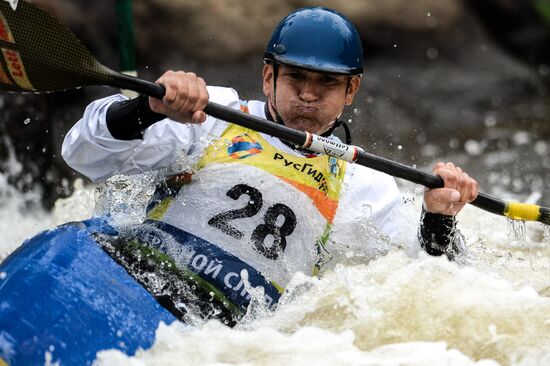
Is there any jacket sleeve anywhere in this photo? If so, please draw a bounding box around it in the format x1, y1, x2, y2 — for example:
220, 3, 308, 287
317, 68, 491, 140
61, 86, 240, 182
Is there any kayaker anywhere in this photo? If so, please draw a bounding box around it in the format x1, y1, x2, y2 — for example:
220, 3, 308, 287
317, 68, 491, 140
61, 7, 478, 325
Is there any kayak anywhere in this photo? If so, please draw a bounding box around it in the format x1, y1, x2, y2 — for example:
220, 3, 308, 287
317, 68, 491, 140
0, 215, 283, 366
0, 217, 177, 366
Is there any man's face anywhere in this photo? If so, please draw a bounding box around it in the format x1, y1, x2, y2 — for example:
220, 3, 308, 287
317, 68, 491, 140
262, 64, 361, 135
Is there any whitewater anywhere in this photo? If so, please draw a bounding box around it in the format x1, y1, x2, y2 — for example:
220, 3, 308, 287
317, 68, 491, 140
1, 160, 549, 366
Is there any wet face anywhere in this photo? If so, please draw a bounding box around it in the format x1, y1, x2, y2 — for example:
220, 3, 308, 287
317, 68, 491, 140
262, 64, 361, 135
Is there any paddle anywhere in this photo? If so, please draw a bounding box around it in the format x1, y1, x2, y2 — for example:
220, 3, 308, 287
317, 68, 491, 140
0, 1, 548, 225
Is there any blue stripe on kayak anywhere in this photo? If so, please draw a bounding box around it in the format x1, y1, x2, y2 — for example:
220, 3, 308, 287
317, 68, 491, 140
142, 219, 281, 311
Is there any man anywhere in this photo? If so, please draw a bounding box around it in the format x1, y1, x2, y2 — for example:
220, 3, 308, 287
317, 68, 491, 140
62, 7, 478, 325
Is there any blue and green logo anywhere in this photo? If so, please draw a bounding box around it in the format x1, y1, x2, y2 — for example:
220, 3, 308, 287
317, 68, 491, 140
227, 134, 263, 159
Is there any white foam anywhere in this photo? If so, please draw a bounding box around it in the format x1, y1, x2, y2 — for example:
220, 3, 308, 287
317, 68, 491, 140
2, 169, 550, 366
95, 321, 499, 366
93, 248, 550, 366
0, 173, 51, 259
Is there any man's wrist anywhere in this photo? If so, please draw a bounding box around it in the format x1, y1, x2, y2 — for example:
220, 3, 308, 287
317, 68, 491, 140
418, 206, 458, 256
106, 94, 165, 140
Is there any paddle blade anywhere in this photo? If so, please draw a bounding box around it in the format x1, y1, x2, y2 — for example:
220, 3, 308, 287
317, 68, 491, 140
0, 1, 113, 93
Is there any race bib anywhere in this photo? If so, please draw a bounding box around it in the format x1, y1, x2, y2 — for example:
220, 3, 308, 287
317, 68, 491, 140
149, 123, 347, 288
160, 164, 325, 286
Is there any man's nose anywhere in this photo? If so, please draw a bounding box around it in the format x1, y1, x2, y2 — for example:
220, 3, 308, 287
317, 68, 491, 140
298, 80, 320, 102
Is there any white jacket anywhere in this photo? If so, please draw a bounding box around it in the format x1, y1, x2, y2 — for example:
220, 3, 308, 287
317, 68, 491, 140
62, 86, 402, 262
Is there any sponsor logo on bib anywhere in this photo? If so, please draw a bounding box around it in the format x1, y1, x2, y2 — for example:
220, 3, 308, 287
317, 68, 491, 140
228, 134, 263, 159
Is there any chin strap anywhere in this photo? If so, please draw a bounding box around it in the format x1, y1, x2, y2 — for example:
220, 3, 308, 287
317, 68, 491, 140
321, 119, 352, 145
268, 62, 288, 127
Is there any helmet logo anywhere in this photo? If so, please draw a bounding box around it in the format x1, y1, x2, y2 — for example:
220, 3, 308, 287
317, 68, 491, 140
274, 44, 286, 55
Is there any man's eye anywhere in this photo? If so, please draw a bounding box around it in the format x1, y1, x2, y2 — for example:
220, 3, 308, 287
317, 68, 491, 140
288, 72, 302, 79
321, 76, 339, 84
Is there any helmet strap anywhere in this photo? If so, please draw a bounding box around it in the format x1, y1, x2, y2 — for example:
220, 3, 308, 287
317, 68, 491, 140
268, 62, 287, 127
345, 77, 352, 96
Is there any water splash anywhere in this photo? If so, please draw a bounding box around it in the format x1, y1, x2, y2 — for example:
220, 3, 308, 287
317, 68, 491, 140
3, 0, 18, 11
0, 172, 51, 260
93, 173, 159, 226
95, 321, 501, 366
52, 178, 95, 225
90, 182, 550, 366
96, 250, 550, 366
3, 156, 550, 366
508, 218, 527, 243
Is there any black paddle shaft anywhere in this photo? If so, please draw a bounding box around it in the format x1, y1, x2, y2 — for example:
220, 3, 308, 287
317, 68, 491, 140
113, 75, 507, 216
0, 0, 515, 221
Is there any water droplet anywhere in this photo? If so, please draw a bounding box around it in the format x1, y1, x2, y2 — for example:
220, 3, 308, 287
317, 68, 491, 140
426, 47, 438, 60
484, 115, 497, 127
512, 131, 530, 145
464, 140, 482, 156
509, 219, 526, 242
23, 118, 31, 125
0, 272, 6, 280
397, 145, 403, 150
416, 133, 427, 144
534, 141, 548, 155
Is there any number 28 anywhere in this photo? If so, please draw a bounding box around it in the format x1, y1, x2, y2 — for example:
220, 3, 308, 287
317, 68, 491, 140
208, 184, 296, 260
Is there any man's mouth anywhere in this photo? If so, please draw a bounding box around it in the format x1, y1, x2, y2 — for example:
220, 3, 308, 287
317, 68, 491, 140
295, 105, 317, 114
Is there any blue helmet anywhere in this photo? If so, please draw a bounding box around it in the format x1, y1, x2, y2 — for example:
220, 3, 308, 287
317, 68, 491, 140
264, 7, 363, 75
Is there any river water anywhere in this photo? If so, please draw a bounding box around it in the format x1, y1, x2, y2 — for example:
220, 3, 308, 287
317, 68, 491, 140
0, 2, 549, 363
1, 153, 549, 365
